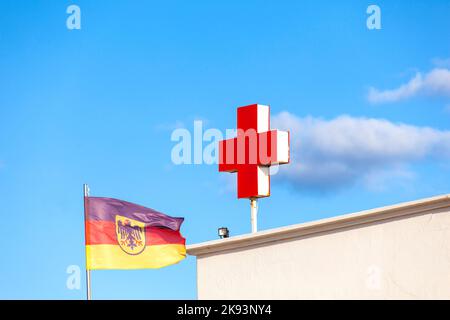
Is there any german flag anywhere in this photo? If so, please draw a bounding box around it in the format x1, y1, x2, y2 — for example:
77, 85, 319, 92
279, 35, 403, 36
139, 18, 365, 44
85, 197, 186, 270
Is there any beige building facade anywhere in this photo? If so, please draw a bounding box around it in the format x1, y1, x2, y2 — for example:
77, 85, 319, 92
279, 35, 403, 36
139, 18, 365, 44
187, 194, 450, 299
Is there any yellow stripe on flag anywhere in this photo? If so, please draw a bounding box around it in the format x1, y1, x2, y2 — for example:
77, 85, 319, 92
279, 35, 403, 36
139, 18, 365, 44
86, 244, 186, 270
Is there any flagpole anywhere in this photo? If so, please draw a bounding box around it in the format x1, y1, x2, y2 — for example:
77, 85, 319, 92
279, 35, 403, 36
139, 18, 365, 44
250, 198, 257, 233
83, 183, 92, 300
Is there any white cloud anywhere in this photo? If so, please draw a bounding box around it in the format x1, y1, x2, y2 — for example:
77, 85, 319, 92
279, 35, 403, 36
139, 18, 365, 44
368, 68, 450, 103
362, 167, 415, 193
272, 112, 450, 192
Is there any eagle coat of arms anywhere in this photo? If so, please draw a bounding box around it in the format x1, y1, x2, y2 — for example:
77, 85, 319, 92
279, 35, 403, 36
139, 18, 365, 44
115, 215, 146, 255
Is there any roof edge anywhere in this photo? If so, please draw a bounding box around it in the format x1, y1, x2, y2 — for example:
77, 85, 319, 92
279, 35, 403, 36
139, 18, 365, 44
187, 193, 450, 256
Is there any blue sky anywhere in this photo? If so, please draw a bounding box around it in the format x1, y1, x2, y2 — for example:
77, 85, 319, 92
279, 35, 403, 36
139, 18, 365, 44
0, 0, 449, 299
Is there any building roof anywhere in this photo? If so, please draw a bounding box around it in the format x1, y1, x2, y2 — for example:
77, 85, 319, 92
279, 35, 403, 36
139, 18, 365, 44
187, 193, 450, 256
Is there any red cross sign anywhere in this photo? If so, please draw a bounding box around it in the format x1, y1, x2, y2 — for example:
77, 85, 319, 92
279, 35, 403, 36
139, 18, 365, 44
219, 104, 290, 199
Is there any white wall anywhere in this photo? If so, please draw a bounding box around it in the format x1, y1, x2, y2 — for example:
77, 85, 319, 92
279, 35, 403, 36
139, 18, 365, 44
196, 208, 450, 299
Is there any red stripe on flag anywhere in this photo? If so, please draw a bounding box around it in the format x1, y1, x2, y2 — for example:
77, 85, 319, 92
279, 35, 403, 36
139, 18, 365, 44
85, 220, 185, 246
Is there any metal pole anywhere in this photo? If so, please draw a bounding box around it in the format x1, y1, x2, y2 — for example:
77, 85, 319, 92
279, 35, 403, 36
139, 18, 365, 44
250, 198, 258, 233
83, 184, 92, 300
